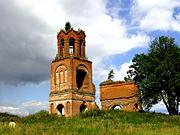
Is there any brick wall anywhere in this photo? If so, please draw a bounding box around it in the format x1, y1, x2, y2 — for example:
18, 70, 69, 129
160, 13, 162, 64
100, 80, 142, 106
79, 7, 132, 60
100, 80, 142, 111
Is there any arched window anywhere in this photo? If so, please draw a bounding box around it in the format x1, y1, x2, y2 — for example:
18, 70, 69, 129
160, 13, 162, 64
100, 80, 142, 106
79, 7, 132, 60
66, 101, 70, 114
61, 39, 64, 57
64, 70, 67, 82
56, 65, 67, 89
57, 104, 65, 116
69, 38, 75, 54
60, 71, 63, 83
56, 72, 59, 86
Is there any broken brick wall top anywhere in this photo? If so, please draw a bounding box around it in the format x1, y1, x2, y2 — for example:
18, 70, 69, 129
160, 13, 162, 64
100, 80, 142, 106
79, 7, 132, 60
100, 81, 138, 101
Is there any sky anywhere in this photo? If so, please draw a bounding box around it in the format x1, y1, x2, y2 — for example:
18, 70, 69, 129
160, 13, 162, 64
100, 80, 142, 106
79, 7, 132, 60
0, 0, 180, 116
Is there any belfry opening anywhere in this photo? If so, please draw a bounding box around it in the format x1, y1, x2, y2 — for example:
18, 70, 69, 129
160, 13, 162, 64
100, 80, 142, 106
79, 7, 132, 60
69, 37, 75, 54
60, 39, 64, 57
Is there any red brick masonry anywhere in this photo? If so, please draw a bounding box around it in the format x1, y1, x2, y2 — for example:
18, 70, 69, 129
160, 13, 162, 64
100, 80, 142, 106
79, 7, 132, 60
100, 80, 142, 111
49, 28, 98, 117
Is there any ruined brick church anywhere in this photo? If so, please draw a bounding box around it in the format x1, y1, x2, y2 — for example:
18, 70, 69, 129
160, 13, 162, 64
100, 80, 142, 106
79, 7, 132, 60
49, 24, 141, 117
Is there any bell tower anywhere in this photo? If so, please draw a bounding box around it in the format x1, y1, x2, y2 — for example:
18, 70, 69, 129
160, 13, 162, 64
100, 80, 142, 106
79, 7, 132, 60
49, 23, 97, 117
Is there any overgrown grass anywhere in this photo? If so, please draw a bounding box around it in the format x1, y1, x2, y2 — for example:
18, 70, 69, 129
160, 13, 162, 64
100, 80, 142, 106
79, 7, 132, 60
0, 110, 179, 135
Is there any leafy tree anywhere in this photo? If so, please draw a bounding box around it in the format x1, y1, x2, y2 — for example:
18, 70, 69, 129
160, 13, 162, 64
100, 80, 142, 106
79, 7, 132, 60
124, 76, 133, 82
65, 22, 71, 31
54, 54, 58, 61
127, 36, 180, 115
108, 69, 115, 80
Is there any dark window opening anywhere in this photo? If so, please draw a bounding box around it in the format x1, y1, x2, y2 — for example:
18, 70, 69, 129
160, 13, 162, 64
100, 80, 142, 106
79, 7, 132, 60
69, 38, 75, 54
134, 99, 138, 109
80, 104, 87, 112
76, 69, 87, 89
61, 39, 64, 56
57, 104, 64, 115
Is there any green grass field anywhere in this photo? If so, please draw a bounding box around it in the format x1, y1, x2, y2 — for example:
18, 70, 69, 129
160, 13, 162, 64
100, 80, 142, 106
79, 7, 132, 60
0, 110, 179, 135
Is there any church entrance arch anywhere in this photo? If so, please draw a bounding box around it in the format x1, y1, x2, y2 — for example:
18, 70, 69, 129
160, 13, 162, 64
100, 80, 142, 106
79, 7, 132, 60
80, 104, 87, 112
57, 104, 65, 115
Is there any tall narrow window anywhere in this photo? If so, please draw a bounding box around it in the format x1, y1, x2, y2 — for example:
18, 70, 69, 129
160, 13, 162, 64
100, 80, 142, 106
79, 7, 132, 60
50, 103, 54, 114
79, 39, 83, 56
69, 38, 75, 54
64, 70, 67, 82
61, 39, 64, 57
56, 72, 59, 85
60, 71, 63, 83
66, 101, 70, 114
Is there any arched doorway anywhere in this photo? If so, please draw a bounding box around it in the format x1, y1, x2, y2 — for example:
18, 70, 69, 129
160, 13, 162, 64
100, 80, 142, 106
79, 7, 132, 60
112, 105, 121, 110
57, 104, 65, 115
80, 104, 87, 112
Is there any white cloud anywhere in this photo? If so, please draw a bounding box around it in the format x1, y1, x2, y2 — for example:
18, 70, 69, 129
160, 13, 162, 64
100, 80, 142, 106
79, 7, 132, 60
0, 106, 19, 111
22, 100, 47, 108
150, 101, 168, 114
113, 61, 132, 81
0, 101, 48, 116
9, 0, 150, 84
21, 100, 48, 115
131, 0, 180, 32
175, 13, 180, 21
0, 106, 29, 116
93, 61, 132, 83
106, 0, 123, 19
